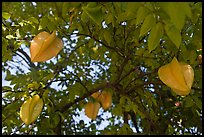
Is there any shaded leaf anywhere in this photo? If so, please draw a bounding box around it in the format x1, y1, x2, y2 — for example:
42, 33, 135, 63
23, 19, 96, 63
103, 30, 112, 44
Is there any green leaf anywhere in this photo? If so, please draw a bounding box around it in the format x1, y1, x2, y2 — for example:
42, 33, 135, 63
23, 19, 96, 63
5, 70, 14, 81
50, 114, 60, 128
4, 101, 22, 112
181, 2, 192, 20
105, 13, 114, 25
183, 96, 194, 108
39, 16, 49, 30
56, 111, 65, 121
2, 12, 11, 20
135, 6, 150, 26
2, 86, 12, 92
165, 3, 186, 31
81, 10, 88, 23
148, 22, 164, 52
164, 22, 181, 48
112, 105, 123, 116
82, 3, 103, 26
2, 37, 12, 62
139, 13, 156, 37
127, 2, 142, 13
135, 48, 145, 56
28, 17, 39, 24
103, 30, 112, 44
191, 95, 202, 110
6, 35, 15, 39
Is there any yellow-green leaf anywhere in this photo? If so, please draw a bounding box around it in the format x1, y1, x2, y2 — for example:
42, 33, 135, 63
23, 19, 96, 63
164, 23, 181, 48
148, 22, 164, 52
181, 2, 192, 20
139, 13, 156, 37
2, 12, 11, 20
135, 6, 150, 26
82, 3, 103, 26
165, 2, 186, 31
103, 30, 112, 44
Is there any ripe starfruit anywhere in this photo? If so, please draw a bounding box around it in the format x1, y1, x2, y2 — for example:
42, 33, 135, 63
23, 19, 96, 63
30, 30, 63, 62
91, 91, 112, 110
20, 94, 43, 125
100, 91, 112, 110
91, 91, 103, 102
85, 102, 100, 120
158, 57, 194, 96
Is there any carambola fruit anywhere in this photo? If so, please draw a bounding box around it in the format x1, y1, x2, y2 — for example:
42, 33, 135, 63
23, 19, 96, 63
91, 91, 112, 110
158, 57, 194, 96
85, 102, 100, 120
20, 94, 43, 125
30, 30, 63, 62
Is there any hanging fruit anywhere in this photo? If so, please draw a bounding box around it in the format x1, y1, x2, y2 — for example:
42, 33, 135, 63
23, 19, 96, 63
30, 30, 63, 62
20, 94, 43, 125
100, 91, 112, 110
91, 91, 103, 102
91, 91, 112, 110
85, 102, 100, 120
158, 57, 194, 96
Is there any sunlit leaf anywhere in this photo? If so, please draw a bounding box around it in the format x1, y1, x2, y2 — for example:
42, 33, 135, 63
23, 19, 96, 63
135, 6, 150, 26
2, 12, 11, 20
162, 2, 186, 31
82, 3, 103, 26
139, 13, 156, 37
148, 22, 164, 52
164, 22, 181, 48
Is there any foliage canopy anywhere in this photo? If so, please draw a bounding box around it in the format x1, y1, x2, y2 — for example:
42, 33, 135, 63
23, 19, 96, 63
2, 2, 202, 135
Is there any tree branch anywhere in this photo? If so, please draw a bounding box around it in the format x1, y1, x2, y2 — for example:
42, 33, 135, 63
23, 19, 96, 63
126, 81, 163, 94
16, 48, 36, 69
129, 111, 140, 133
57, 82, 112, 113
123, 111, 128, 124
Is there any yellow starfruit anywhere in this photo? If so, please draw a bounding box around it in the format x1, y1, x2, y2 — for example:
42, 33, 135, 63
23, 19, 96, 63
91, 91, 102, 101
158, 57, 194, 96
85, 102, 100, 120
30, 30, 63, 62
20, 94, 43, 125
91, 91, 112, 110
100, 91, 112, 110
